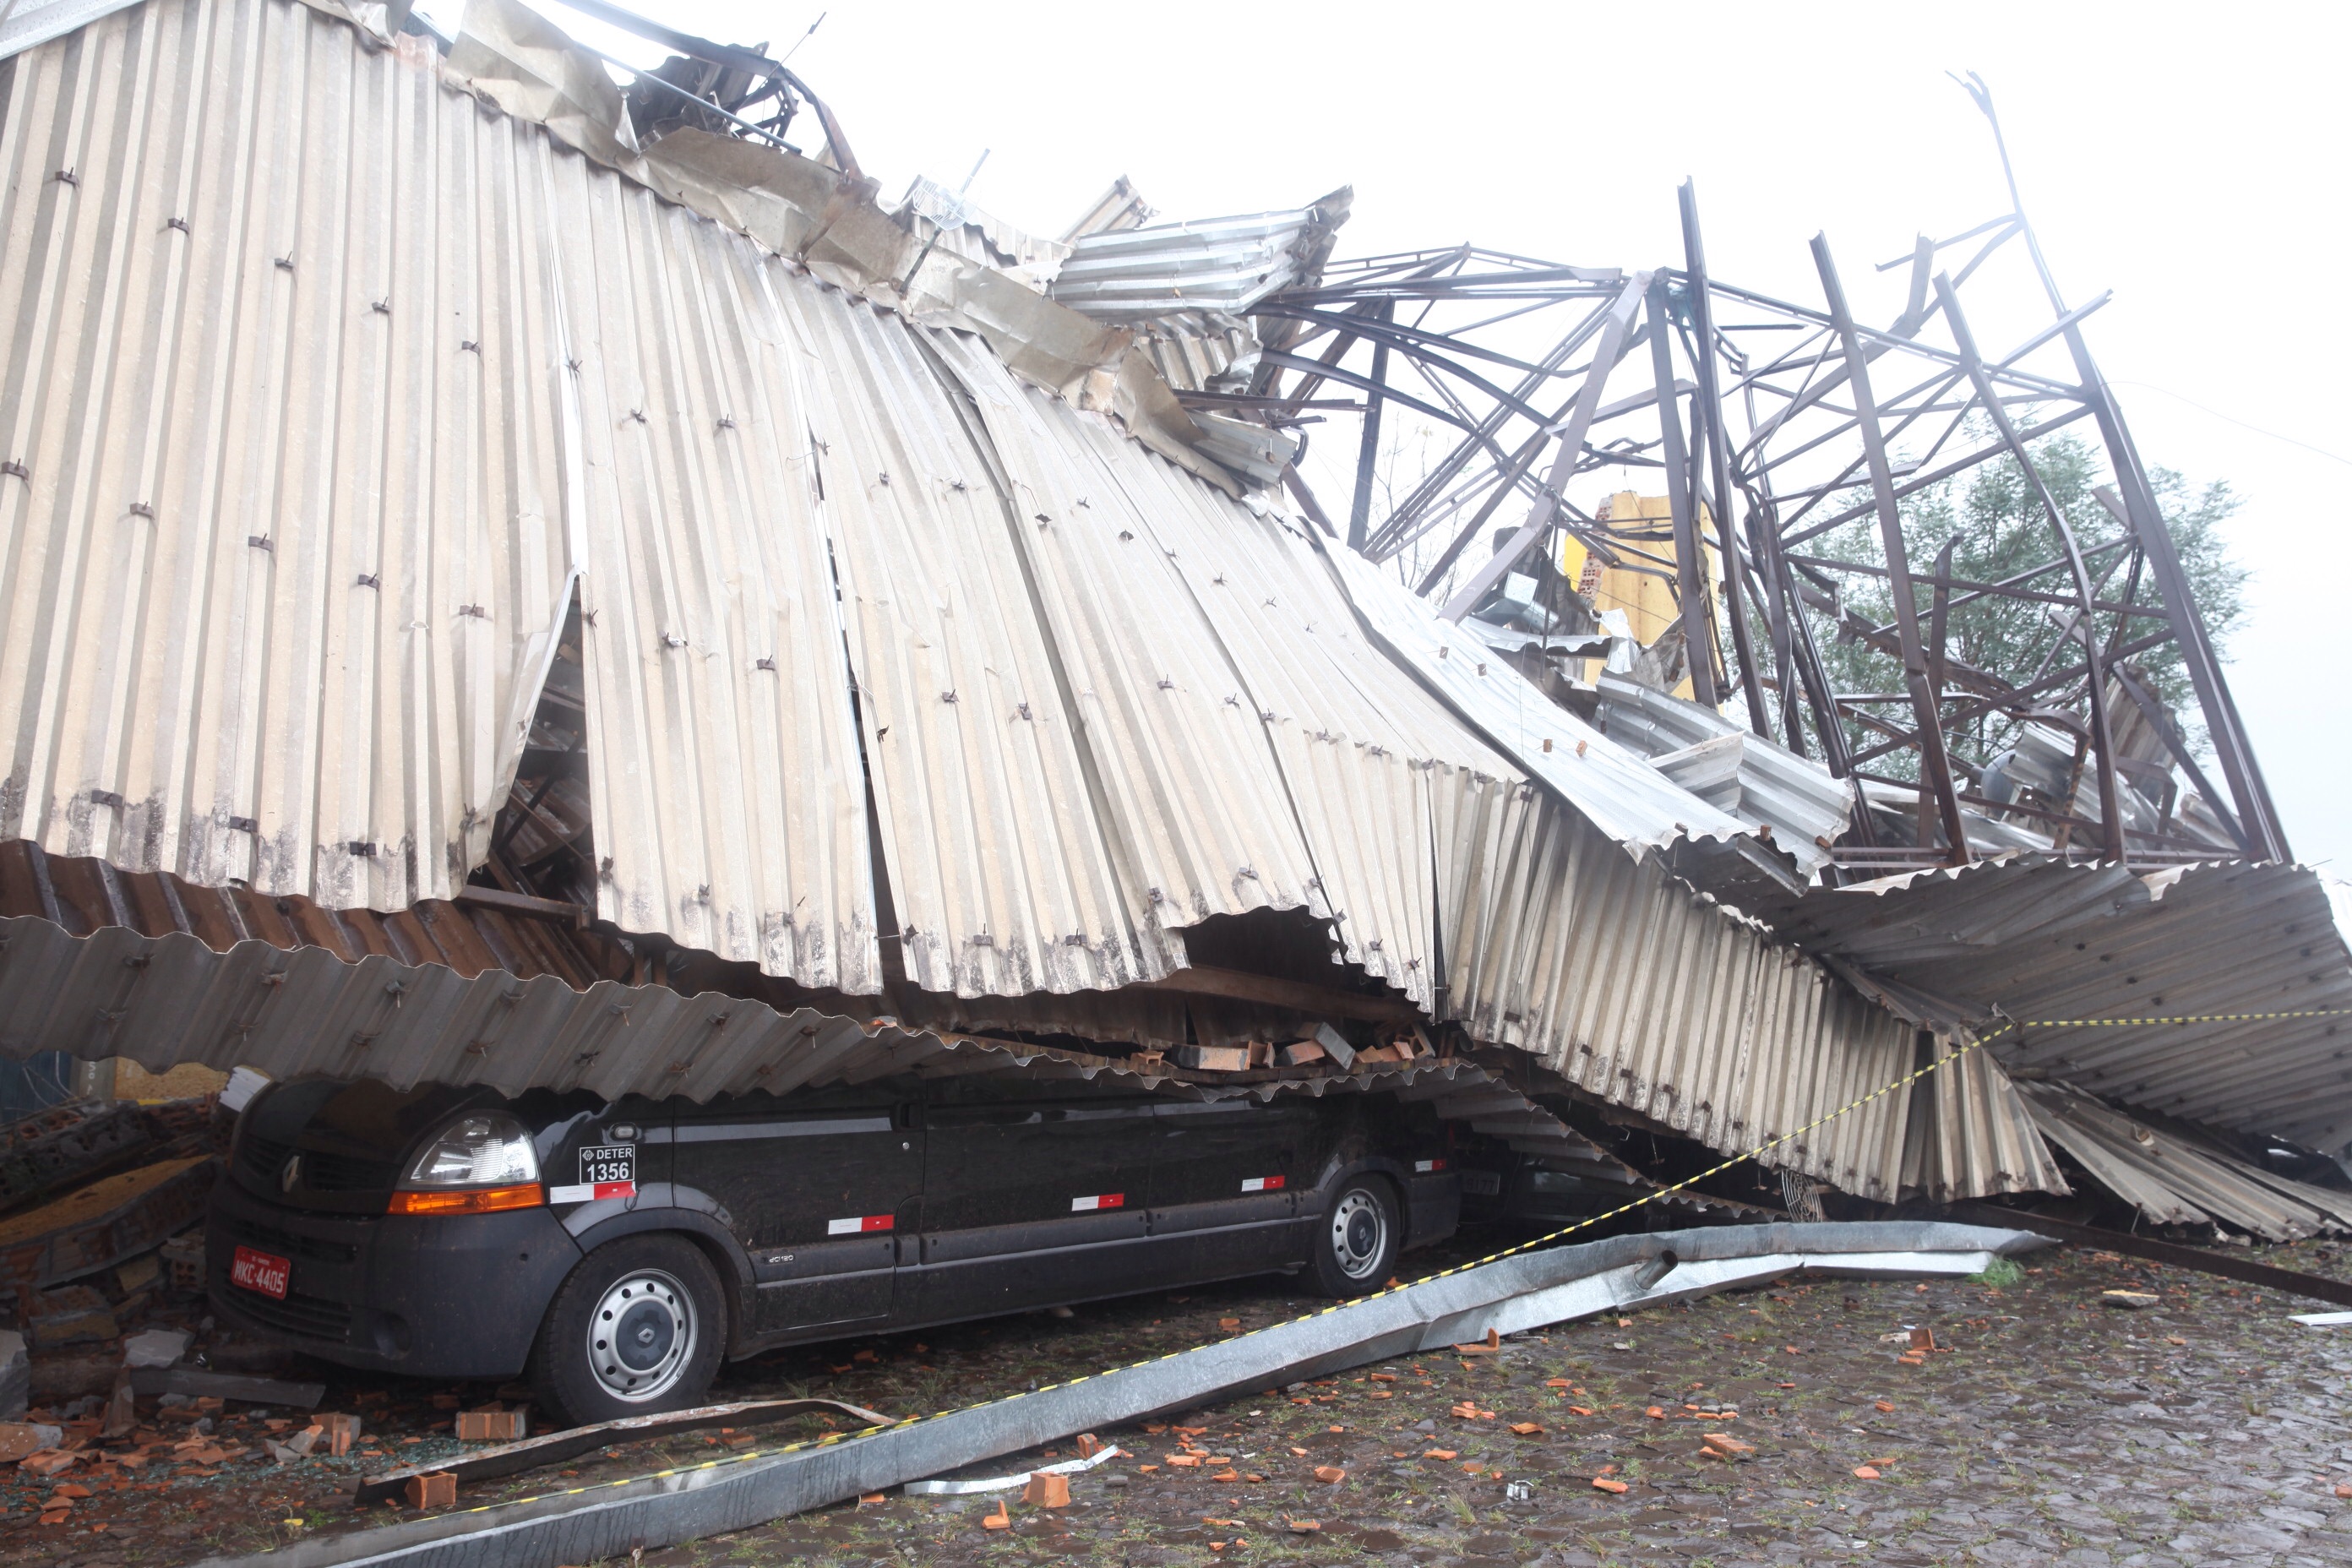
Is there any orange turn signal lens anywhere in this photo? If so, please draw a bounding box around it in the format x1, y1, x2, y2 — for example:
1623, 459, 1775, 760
387, 1184, 545, 1217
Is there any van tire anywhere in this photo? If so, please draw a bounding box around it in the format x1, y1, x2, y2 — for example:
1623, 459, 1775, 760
530, 1234, 726, 1427
1308, 1177, 1399, 1298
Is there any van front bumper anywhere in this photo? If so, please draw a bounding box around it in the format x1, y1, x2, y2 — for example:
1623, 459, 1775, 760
206, 1179, 581, 1379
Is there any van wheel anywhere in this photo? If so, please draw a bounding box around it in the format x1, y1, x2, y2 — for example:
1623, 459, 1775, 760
1309, 1178, 1399, 1297
530, 1235, 725, 1427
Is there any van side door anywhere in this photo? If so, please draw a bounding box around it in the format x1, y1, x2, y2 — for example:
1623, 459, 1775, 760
667, 1083, 921, 1337
903, 1080, 1160, 1322
1147, 1097, 1317, 1276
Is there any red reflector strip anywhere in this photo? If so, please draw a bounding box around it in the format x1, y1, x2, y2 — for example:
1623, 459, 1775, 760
547, 1179, 637, 1205
1070, 1193, 1124, 1211
1239, 1175, 1286, 1192
1414, 1158, 1448, 1173
826, 1214, 896, 1235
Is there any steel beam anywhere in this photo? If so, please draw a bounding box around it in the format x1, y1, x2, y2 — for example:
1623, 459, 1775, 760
1933, 273, 2124, 860
1435, 274, 1648, 619
1810, 237, 1970, 863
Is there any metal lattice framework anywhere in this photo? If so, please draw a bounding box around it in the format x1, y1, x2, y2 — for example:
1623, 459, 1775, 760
1239, 83, 2285, 874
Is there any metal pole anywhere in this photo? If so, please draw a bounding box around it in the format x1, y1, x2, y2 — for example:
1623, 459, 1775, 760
1932, 273, 2126, 861
1647, 275, 1721, 708
1811, 236, 1971, 863
1680, 182, 1771, 736
1347, 304, 1392, 553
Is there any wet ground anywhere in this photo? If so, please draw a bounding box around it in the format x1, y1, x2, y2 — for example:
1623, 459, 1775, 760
8, 1227, 2352, 1566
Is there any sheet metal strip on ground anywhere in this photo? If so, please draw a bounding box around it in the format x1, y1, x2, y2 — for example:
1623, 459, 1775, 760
192, 1220, 2041, 1568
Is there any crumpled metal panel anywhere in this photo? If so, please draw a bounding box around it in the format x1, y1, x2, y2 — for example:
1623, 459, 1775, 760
1047, 195, 1351, 320
1594, 674, 1849, 878
1435, 777, 1922, 1199
1051, 416, 1512, 1011
776, 284, 1172, 998
2017, 1080, 2351, 1239
1326, 548, 1760, 862
1750, 856, 2352, 1154
536, 150, 878, 994
1900, 1037, 2070, 1201
0, 0, 573, 912
926, 333, 1322, 935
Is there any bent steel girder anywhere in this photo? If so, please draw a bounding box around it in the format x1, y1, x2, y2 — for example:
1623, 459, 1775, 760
1242, 142, 2280, 874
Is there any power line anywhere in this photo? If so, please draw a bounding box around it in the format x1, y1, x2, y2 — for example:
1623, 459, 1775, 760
2108, 380, 2352, 471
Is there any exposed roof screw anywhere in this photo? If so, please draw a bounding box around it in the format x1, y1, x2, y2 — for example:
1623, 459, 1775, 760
123, 952, 150, 968
347, 841, 378, 857
1118, 530, 1134, 542
248, 534, 273, 552
1064, 933, 1087, 946
275, 257, 294, 271
0, 461, 25, 481
1259, 710, 1275, 722
1016, 701, 1032, 720
716, 416, 736, 431
88, 788, 124, 808
940, 690, 958, 703
1237, 866, 1258, 880
708, 1012, 731, 1027
372, 299, 390, 314
457, 603, 487, 618
948, 478, 968, 491
355, 573, 379, 589
662, 632, 687, 648
1223, 694, 1239, 706
128, 502, 153, 519
564, 357, 581, 373
1212, 574, 1226, 585
460, 340, 480, 353
755, 656, 776, 672
1157, 678, 1174, 690
259, 972, 286, 988
54, 169, 77, 186
166, 216, 188, 233
874, 469, 887, 484
1034, 514, 1051, 527
1074, 496, 1090, 508
228, 816, 257, 833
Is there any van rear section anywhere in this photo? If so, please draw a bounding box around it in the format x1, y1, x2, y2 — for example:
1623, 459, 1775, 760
209, 1074, 1457, 1423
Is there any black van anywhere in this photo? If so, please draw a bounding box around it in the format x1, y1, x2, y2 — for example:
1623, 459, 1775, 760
207, 1075, 1459, 1424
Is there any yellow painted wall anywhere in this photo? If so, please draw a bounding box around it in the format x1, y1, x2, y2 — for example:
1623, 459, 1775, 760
1558, 491, 1722, 700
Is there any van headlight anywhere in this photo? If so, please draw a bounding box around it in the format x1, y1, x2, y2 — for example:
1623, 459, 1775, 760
389, 1113, 543, 1215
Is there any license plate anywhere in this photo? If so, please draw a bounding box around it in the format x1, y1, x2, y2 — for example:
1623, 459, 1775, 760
231, 1244, 291, 1300
549, 1145, 637, 1205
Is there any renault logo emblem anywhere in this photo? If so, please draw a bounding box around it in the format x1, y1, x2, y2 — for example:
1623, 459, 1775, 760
280, 1154, 302, 1194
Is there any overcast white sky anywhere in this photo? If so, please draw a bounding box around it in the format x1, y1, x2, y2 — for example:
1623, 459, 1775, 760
482, 0, 2350, 870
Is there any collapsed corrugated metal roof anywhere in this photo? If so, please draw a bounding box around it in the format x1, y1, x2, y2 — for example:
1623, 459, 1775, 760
0, 0, 2212, 1218
1750, 856, 2352, 1155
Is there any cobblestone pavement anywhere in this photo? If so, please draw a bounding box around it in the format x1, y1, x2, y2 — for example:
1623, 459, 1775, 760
8, 1231, 2352, 1565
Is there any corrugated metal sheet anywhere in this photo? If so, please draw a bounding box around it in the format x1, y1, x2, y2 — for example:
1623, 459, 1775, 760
1901, 1037, 2070, 1201
0, 0, 144, 59
1047, 193, 1351, 320
779, 283, 1172, 998
1435, 781, 1922, 1198
2018, 1080, 2352, 1240
1594, 674, 1848, 878
1751, 856, 2352, 1154
1326, 547, 1758, 859
538, 145, 878, 993
0, 0, 575, 914
0, 840, 1539, 1111
927, 332, 1323, 934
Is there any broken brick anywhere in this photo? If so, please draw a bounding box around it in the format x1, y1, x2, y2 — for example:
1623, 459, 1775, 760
1508, 1423, 1544, 1436
982, 1504, 1010, 1531
1854, 1465, 1881, 1480
1592, 1477, 1629, 1494
1022, 1472, 1070, 1508
1312, 1465, 1347, 1484
1074, 1433, 1102, 1458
